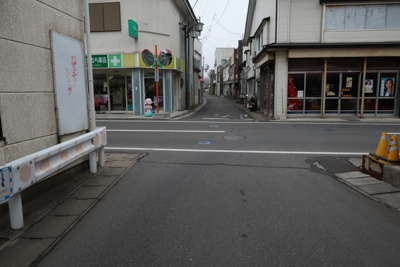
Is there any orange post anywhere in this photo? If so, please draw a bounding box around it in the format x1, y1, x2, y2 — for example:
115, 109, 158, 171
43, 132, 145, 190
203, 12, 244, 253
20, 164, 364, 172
155, 45, 159, 113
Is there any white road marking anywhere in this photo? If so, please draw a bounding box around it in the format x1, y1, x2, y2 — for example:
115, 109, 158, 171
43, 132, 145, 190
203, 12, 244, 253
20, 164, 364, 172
387, 133, 400, 135
106, 130, 225, 133
96, 120, 399, 126
105, 147, 367, 155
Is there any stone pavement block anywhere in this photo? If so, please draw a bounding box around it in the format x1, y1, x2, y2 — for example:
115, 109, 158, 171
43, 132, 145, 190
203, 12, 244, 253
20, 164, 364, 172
21, 216, 77, 238
49, 199, 95, 216
86, 175, 119, 186
69, 185, 108, 199
100, 167, 126, 176
108, 161, 133, 168
374, 192, 400, 209
335, 171, 370, 179
357, 183, 400, 195
0, 238, 55, 266
348, 158, 363, 168
346, 177, 383, 186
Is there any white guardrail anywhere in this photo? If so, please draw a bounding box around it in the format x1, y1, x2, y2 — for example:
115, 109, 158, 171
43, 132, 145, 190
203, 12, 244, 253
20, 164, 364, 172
0, 127, 107, 229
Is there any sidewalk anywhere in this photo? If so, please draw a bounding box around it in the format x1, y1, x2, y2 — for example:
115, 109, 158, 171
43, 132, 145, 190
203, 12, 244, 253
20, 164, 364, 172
0, 153, 146, 266
232, 100, 400, 124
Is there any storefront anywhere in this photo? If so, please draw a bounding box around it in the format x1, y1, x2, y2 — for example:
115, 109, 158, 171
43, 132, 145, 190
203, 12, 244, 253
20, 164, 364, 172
287, 57, 400, 117
89, 53, 185, 115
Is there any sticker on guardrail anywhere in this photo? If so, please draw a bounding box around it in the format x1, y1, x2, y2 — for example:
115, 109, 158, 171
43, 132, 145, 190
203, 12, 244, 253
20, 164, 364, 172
0, 167, 12, 203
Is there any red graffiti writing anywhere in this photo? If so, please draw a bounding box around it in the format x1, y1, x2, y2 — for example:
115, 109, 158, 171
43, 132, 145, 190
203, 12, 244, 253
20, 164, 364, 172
66, 56, 78, 96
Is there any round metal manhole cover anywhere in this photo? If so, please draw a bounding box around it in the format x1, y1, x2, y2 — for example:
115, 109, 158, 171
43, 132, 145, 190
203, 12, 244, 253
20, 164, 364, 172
223, 136, 245, 140
198, 141, 211, 145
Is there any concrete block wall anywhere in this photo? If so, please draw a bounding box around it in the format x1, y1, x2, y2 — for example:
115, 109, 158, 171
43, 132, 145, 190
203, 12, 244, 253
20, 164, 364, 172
0, 0, 86, 165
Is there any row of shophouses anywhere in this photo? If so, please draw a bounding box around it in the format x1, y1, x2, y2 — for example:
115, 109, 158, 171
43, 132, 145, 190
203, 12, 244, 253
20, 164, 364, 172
0, 0, 203, 167
210, 0, 400, 120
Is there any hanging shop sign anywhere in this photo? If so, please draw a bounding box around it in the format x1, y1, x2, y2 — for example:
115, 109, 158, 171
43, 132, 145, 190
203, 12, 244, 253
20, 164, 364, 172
128, 20, 138, 39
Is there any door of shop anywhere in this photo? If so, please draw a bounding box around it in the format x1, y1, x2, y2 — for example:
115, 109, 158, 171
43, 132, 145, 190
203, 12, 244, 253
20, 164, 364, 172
325, 72, 360, 115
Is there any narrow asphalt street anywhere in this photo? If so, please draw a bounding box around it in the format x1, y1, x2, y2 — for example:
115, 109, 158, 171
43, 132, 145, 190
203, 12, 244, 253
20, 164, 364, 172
5, 94, 400, 266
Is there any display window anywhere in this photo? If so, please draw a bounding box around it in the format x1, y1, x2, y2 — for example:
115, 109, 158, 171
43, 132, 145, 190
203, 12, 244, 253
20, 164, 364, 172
288, 72, 323, 114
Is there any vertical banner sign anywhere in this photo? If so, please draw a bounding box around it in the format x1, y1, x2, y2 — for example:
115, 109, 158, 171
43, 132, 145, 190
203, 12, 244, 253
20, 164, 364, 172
51, 31, 89, 135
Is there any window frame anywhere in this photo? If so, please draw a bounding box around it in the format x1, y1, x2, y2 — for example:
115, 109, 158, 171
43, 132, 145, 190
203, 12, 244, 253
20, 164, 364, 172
89, 2, 121, 32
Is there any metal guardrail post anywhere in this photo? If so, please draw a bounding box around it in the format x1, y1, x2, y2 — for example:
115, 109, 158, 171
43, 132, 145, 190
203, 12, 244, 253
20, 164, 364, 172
8, 193, 24, 229
99, 147, 105, 167
89, 151, 97, 173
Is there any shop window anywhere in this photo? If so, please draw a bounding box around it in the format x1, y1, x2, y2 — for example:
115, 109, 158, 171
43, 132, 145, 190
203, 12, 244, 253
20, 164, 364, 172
378, 99, 395, 112
341, 99, 358, 111
89, 2, 121, 32
362, 73, 378, 97
305, 99, 321, 113
360, 99, 376, 112
325, 99, 339, 111
94, 74, 108, 112
306, 73, 322, 97
326, 73, 340, 97
288, 74, 304, 97
379, 73, 396, 97
341, 73, 359, 98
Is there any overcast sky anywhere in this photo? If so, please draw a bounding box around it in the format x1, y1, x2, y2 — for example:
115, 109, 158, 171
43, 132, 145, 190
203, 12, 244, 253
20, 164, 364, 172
188, 0, 249, 77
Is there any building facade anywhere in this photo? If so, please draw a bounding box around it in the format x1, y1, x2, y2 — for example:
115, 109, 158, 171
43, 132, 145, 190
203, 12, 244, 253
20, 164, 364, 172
0, 0, 89, 166
88, 0, 201, 115
244, 0, 400, 119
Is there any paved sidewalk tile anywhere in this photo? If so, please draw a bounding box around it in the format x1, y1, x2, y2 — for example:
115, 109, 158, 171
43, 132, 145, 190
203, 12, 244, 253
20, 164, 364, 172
100, 167, 126, 176
357, 183, 400, 195
0, 238, 55, 266
69, 185, 108, 199
374, 192, 400, 209
21, 216, 77, 238
335, 171, 370, 180
346, 177, 383, 186
49, 199, 95, 216
86, 175, 119, 186
108, 161, 133, 168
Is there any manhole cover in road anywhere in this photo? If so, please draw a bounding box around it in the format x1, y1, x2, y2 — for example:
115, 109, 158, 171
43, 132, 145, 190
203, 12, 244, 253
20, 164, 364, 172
223, 136, 245, 140
317, 159, 360, 173
198, 141, 211, 145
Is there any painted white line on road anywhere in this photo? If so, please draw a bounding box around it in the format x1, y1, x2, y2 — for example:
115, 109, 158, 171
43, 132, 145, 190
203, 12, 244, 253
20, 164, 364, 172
106, 130, 225, 133
97, 120, 399, 126
105, 147, 367, 155
387, 133, 400, 135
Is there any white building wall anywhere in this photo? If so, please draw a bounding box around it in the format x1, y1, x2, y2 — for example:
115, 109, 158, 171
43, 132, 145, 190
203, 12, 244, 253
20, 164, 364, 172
289, 0, 322, 42
89, 0, 184, 59
251, 0, 276, 44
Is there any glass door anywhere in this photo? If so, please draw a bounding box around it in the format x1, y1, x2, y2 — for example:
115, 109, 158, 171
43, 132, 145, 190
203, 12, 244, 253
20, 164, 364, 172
340, 72, 360, 114
109, 75, 126, 111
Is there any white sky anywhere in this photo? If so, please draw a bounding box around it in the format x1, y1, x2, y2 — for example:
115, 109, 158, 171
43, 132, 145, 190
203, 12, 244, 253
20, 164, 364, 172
188, 0, 249, 77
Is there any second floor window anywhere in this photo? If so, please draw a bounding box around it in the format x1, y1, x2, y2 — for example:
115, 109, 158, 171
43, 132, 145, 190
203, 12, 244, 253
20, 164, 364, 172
89, 2, 121, 32
257, 30, 263, 51
325, 4, 400, 31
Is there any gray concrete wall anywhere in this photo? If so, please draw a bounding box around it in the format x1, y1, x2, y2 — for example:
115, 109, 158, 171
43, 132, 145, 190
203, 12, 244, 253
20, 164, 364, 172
0, 0, 86, 165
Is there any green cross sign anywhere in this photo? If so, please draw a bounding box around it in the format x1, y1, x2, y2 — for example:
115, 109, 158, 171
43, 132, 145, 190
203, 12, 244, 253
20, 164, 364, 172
108, 54, 122, 67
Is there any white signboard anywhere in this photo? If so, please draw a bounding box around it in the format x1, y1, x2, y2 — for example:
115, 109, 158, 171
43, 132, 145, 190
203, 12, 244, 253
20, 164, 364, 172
51, 31, 89, 135
0, 167, 12, 203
